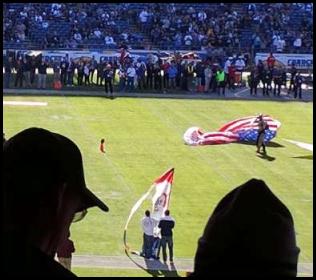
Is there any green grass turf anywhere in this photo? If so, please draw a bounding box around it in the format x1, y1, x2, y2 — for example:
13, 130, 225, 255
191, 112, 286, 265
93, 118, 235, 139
3, 96, 313, 275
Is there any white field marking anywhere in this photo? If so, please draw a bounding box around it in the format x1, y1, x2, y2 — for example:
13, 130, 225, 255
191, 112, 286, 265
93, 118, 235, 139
3, 101, 48, 106
283, 139, 313, 152
233, 88, 249, 97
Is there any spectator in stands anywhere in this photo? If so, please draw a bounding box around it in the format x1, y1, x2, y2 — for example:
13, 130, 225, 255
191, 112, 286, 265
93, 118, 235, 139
139, 8, 149, 30
3, 127, 109, 276
73, 31, 82, 43
252, 33, 262, 55
37, 58, 48, 89
15, 20, 26, 42
293, 34, 302, 53
276, 36, 286, 53
4, 56, 13, 88
184, 32, 193, 48
104, 35, 116, 48
190, 178, 300, 277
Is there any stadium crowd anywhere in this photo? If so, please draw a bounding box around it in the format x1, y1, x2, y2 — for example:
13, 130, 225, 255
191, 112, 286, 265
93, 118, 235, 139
3, 3, 313, 54
3, 49, 306, 99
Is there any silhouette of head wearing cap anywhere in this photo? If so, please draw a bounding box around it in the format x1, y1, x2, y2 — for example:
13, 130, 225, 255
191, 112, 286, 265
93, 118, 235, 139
3, 127, 109, 213
3, 127, 109, 263
192, 179, 300, 277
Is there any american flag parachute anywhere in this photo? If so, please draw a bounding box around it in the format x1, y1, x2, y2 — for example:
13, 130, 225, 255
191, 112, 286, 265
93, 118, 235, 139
183, 115, 281, 146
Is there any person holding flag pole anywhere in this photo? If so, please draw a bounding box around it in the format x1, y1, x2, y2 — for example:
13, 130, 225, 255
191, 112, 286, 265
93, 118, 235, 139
123, 168, 175, 262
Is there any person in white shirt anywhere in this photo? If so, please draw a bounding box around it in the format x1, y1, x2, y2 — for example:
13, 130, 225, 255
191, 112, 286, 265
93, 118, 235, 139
139, 9, 149, 23
126, 64, 136, 91
293, 35, 302, 53
105, 35, 116, 48
184, 33, 193, 46
235, 56, 245, 87
141, 210, 154, 259
276, 38, 285, 53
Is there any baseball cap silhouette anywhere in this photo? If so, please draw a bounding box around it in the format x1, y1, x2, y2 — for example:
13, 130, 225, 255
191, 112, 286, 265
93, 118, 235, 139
192, 178, 300, 276
3, 127, 109, 213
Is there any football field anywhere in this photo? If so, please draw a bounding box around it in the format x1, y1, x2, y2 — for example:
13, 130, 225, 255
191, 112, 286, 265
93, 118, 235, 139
3, 95, 313, 276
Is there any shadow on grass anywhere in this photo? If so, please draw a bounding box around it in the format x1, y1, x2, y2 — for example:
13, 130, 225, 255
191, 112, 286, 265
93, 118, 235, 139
144, 259, 181, 277
292, 155, 313, 160
256, 152, 276, 161
238, 141, 285, 148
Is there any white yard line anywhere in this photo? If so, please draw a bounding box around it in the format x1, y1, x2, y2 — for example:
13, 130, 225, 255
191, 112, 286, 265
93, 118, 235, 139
3, 101, 48, 106
283, 139, 313, 152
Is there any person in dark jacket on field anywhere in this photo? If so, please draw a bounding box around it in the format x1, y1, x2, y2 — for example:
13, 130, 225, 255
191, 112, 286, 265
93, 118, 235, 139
14, 58, 24, 88
4, 56, 13, 88
288, 63, 297, 95
294, 72, 303, 99
248, 66, 259, 96
37, 59, 48, 89
189, 178, 300, 277
23, 57, 31, 87
67, 58, 75, 86
60, 58, 68, 86
30, 55, 37, 86
104, 64, 114, 99
272, 67, 282, 97
158, 210, 175, 264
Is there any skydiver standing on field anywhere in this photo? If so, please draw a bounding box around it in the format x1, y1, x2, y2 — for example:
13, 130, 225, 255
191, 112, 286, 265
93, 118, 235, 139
255, 114, 269, 154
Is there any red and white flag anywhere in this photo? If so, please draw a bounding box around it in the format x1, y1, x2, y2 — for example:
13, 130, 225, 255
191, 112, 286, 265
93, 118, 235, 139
124, 168, 174, 230
151, 168, 174, 222
123, 168, 174, 253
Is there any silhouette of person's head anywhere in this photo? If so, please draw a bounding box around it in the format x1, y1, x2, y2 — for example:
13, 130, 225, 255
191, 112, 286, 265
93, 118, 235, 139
145, 210, 150, 217
191, 178, 300, 277
3, 127, 109, 276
